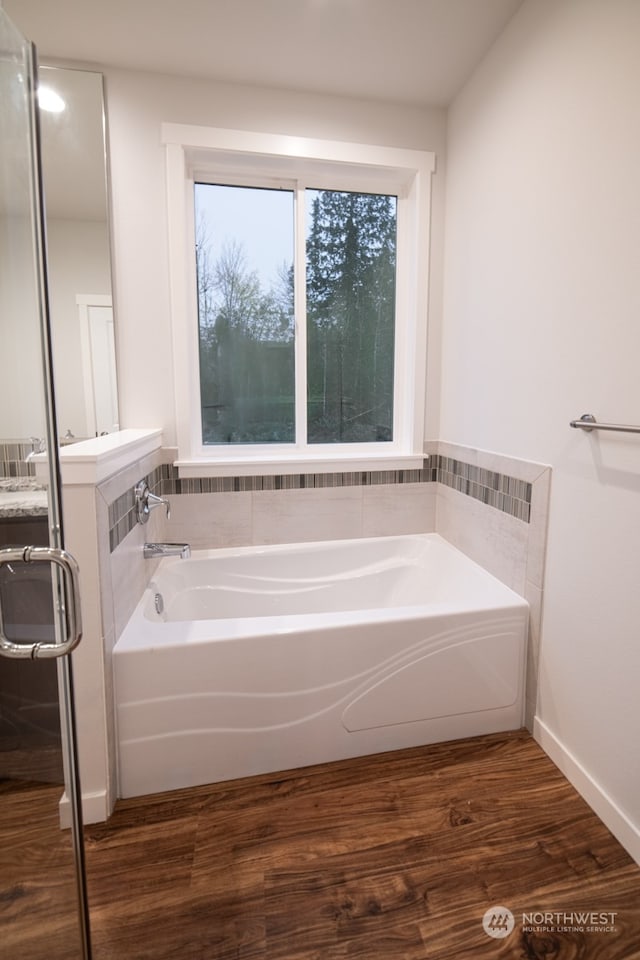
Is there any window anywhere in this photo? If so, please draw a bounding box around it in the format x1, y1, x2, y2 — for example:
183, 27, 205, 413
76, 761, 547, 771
195, 182, 397, 447
195, 183, 296, 445
163, 124, 434, 476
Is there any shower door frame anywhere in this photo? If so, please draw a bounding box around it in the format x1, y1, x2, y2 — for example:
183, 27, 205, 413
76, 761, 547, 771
0, 14, 93, 958
27, 39, 93, 957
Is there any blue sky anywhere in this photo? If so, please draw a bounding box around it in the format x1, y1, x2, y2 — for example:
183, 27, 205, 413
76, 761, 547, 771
194, 182, 294, 291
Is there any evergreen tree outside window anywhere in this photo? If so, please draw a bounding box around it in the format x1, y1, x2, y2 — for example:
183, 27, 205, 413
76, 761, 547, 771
195, 184, 397, 447
306, 189, 396, 444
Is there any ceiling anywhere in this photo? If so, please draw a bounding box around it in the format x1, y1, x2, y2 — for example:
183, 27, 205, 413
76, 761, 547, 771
6, 0, 524, 108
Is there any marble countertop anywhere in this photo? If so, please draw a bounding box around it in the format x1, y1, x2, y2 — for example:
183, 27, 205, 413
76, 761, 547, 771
0, 479, 49, 518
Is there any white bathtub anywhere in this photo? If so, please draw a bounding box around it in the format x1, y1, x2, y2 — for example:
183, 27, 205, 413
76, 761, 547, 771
113, 533, 528, 798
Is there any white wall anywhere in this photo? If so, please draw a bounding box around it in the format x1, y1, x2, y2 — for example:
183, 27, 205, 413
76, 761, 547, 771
442, 0, 640, 857
47, 218, 112, 438
0, 217, 111, 441
0, 217, 46, 438
102, 68, 447, 445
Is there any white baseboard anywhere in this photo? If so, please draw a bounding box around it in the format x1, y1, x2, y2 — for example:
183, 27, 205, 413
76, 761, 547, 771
534, 716, 640, 867
58, 789, 110, 828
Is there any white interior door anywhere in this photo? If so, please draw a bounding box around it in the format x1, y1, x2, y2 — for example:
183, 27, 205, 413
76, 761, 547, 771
78, 294, 118, 436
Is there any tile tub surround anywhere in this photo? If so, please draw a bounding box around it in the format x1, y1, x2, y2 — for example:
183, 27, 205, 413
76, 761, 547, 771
108, 463, 434, 551
427, 440, 550, 591
0, 440, 39, 479
428, 440, 551, 731
107, 455, 536, 552
437, 455, 531, 522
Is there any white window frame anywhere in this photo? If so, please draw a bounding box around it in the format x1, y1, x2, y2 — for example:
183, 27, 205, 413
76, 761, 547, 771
162, 122, 434, 477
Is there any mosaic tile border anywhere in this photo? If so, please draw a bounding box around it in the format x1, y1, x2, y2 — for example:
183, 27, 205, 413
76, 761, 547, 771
107, 484, 138, 551
438, 456, 532, 523
156, 464, 434, 494
0, 440, 38, 479
107, 456, 532, 552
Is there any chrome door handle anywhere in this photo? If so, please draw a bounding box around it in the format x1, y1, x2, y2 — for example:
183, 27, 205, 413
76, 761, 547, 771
0, 546, 83, 659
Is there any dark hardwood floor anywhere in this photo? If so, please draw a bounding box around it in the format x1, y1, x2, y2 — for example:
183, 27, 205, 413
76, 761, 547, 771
3, 730, 640, 958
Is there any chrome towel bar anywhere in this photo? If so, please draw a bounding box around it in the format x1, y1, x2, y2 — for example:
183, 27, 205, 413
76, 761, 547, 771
570, 413, 640, 435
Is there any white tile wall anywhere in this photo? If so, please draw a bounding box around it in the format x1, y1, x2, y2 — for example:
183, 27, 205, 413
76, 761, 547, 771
362, 483, 436, 537
252, 485, 364, 544
147, 481, 437, 548
435, 482, 529, 593
110, 512, 164, 640
524, 579, 543, 729
526, 466, 551, 588
432, 443, 551, 732
164, 491, 252, 548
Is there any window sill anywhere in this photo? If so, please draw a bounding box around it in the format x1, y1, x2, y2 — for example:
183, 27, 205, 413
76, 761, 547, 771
174, 453, 427, 479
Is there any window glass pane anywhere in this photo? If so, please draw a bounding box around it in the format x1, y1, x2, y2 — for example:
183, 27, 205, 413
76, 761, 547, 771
306, 189, 397, 444
195, 183, 295, 444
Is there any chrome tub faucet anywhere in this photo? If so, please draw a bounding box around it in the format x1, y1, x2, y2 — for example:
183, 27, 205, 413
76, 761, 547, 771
135, 479, 170, 524
143, 542, 191, 559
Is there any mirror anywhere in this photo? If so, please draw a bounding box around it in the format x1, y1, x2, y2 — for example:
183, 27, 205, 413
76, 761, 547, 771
39, 65, 118, 440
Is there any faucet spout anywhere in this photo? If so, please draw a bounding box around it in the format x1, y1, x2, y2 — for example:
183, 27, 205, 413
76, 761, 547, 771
26, 436, 46, 460
143, 542, 191, 559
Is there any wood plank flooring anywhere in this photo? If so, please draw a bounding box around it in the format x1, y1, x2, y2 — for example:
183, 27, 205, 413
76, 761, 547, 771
86, 731, 640, 959
0, 776, 85, 959
3, 730, 640, 958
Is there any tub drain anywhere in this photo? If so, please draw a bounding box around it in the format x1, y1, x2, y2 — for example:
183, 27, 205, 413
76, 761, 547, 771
154, 592, 164, 615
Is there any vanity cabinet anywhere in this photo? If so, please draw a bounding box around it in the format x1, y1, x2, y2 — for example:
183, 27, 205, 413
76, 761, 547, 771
0, 516, 62, 782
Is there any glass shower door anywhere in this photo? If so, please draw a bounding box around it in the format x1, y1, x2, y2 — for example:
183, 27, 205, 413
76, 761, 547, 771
0, 9, 91, 959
